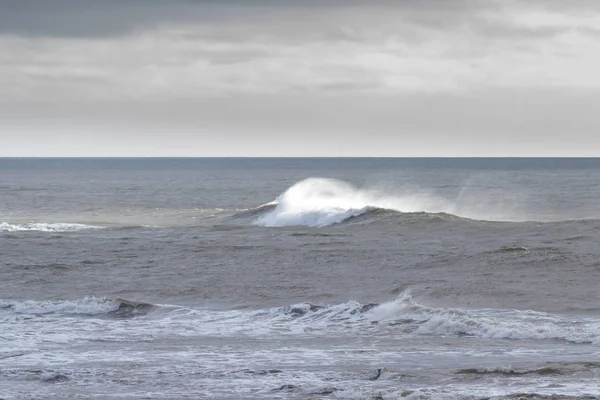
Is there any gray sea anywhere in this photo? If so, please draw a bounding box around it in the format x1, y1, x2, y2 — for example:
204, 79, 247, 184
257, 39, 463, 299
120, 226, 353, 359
2, 158, 600, 399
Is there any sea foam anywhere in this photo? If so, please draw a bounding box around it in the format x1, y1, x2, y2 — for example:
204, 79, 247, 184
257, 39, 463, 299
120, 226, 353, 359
365, 293, 600, 344
139, 292, 600, 344
0, 297, 148, 316
176, 291, 600, 343
0, 222, 103, 232
3, 294, 599, 344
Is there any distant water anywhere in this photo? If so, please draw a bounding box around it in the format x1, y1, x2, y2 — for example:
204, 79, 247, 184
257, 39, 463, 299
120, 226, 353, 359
2, 158, 600, 399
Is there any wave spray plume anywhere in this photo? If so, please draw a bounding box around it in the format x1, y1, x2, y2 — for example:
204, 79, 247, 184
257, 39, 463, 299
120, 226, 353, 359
253, 178, 452, 227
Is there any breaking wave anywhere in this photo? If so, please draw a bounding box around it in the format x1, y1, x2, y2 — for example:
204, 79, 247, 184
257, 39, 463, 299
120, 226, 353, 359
139, 291, 600, 344
267, 292, 598, 343
0, 222, 103, 232
4, 293, 599, 343
251, 178, 517, 227
365, 293, 600, 344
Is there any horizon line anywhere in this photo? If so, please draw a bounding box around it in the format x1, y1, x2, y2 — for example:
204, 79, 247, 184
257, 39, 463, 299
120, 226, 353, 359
1, 156, 600, 159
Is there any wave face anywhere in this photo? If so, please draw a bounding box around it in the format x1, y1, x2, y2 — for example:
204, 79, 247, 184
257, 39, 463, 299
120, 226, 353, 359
253, 178, 455, 227
0, 222, 103, 232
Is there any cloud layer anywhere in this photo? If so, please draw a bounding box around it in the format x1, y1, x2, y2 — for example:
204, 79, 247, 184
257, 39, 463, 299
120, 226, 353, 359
1, 1, 599, 156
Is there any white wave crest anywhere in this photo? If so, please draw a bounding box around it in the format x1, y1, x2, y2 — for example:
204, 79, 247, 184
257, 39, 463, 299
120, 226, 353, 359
0, 297, 124, 315
366, 293, 600, 344
253, 178, 450, 227
0, 222, 103, 232
134, 291, 600, 344
4, 294, 598, 344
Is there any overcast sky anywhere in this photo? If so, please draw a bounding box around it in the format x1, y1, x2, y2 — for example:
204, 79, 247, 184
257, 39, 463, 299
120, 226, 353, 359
1, 0, 599, 156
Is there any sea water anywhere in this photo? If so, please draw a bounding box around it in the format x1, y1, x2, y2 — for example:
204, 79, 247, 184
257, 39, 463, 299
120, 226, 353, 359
1, 158, 600, 399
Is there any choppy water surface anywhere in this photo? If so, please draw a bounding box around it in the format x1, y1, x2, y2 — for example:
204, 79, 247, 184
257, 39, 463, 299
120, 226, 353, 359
2, 158, 600, 399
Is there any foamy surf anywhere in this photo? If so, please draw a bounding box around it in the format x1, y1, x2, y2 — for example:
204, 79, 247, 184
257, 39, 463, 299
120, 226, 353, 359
366, 293, 600, 344
202, 293, 600, 343
3, 291, 598, 344
0, 297, 153, 317
0, 222, 103, 232
6, 292, 592, 344
247, 292, 600, 344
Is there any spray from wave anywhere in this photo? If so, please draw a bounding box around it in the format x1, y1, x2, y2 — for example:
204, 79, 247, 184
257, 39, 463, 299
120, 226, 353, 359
252, 177, 524, 228
252, 178, 442, 227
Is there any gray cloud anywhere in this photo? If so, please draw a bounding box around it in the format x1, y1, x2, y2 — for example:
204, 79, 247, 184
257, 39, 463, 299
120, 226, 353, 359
0, 0, 568, 39
1, 0, 600, 156
0, 0, 213, 37
2, 1, 599, 99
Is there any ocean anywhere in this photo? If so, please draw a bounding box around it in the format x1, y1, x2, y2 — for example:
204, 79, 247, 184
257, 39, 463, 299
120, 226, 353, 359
1, 157, 600, 399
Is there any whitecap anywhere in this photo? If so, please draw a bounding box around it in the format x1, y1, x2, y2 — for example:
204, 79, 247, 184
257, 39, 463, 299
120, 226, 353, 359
0, 222, 103, 232
2, 297, 138, 316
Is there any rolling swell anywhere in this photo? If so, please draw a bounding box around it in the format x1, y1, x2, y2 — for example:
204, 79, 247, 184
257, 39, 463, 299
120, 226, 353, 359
254, 207, 469, 228
456, 362, 600, 377
239, 202, 469, 228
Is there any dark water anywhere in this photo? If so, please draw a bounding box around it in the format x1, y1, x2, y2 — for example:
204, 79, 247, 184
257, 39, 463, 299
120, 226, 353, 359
1, 158, 600, 399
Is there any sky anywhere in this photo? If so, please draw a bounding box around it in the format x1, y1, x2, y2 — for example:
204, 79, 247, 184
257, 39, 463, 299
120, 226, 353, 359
1, 0, 600, 157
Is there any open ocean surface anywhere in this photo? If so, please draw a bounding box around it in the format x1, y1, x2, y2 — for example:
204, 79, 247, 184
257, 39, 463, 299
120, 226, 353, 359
2, 157, 600, 400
